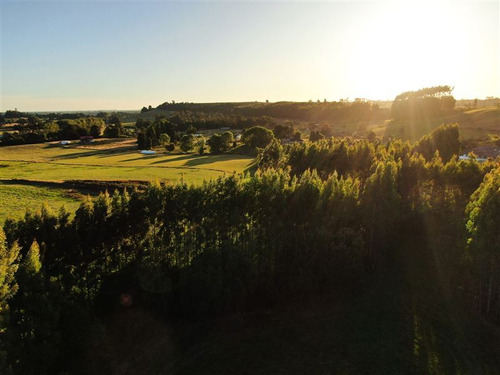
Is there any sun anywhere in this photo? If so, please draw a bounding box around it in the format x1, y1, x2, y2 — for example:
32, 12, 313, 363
346, 1, 469, 100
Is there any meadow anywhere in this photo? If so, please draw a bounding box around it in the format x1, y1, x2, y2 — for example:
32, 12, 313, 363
0, 182, 85, 223
0, 139, 255, 222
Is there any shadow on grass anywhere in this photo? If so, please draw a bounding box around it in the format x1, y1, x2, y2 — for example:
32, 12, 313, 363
150, 154, 198, 165
51, 150, 102, 159
96, 147, 138, 158
120, 154, 165, 163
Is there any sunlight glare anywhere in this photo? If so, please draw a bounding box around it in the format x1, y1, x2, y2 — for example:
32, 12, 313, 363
347, 1, 470, 99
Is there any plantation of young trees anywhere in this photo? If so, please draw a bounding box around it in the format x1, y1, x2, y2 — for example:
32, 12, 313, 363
1, 123, 500, 373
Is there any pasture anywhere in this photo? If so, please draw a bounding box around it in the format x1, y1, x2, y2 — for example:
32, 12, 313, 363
0, 140, 255, 183
0, 139, 255, 222
0, 182, 85, 223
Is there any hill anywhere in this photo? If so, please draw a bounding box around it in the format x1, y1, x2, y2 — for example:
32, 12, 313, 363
382, 106, 500, 143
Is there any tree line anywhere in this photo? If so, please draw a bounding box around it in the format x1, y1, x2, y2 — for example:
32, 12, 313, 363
1, 115, 126, 146
155, 100, 385, 124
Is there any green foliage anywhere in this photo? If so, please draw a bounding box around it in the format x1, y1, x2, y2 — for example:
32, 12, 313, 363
391, 85, 456, 120
207, 132, 233, 154
273, 124, 294, 139
0, 231, 20, 306
22, 240, 41, 274
156, 100, 381, 124
103, 124, 122, 138
415, 123, 460, 162
242, 126, 274, 149
166, 142, 176, 152
257, 138, 284, 169
2, 128, 500, 372
196, 135, 206, 155
466, 167, 500, 316
309, 130, 325, 142
159, 133, 171, 145
180, 134, 196, 153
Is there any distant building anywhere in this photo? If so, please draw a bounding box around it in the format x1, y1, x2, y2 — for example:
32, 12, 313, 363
60, 140, 71, 145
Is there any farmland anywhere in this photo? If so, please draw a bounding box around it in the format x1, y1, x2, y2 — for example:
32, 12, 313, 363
0, 182, 85, 223
0, 139, 255, 180
0, 139, 255, 222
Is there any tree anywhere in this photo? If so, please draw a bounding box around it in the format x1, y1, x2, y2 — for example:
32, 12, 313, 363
180, 134, 195, 153
221, 131, 234, 149
273, 124, 294, 140
310, 130, 324, 142
292, 131, 302, 142
258, 138, 284, 169
415, 123, 460, 162
104, 114, 123, 138
242, 126, 274, 149
145, 136, 153, 150
104, 124, 122, 138
362, 161, 402, 270
107, 114, 122, 128
0, 230, 19, 303
166, 143, 176, 152
207, 132, 233, 154
159, 133, 171, 146
196, 135, 206, 155
137, 132, 146, 149
391, 85, 456, 120
0, 229, 20, 366
90, 124, 101, 138
466, 167, 500, 316
207, 134, 224, 154
8, 241, 60, 375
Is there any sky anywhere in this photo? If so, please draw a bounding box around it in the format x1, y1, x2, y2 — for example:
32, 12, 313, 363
1, 0, 499, 111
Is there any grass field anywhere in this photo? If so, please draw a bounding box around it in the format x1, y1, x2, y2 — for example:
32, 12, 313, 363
0, 140, 255, 183
0, 182, 85, 223
0, 139, 255, 223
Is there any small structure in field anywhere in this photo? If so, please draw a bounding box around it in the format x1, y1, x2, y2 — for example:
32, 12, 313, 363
60, 140, 71, 145
79, 136, 94, 144
140, 150, 156, 155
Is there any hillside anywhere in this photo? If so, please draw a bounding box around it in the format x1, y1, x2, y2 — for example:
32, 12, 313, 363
382, 107, 500, 144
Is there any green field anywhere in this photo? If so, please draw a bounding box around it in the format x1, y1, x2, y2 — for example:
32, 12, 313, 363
0, 140, 255, 222
0, 140, 255, 183
0, 182, 85, 223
